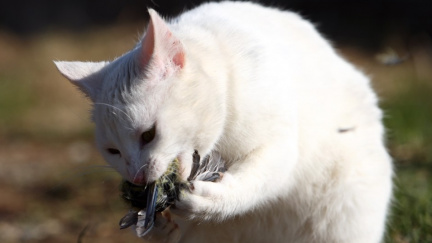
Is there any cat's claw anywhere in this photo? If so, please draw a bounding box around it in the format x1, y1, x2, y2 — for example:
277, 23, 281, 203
173, 173, 232, 221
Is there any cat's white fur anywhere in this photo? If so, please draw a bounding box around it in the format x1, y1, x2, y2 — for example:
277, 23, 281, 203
55, 2, 393, 242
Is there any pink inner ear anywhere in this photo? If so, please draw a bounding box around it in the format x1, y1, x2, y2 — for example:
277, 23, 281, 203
138, 9, 185, 74
173, 48, 185, 68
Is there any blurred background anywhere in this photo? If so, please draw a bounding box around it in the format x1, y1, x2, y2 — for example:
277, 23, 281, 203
0, 0, 431, 242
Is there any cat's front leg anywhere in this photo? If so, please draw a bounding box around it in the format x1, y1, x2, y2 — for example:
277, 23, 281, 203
174, 140, 297, 221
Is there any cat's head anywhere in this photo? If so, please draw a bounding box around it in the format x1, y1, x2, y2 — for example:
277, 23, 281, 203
55, 10, 224, 185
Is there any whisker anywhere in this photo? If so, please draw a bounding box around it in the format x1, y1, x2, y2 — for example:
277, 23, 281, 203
94, 102, 134, 123
133, 164, 149, 183
165, 173, 174, 184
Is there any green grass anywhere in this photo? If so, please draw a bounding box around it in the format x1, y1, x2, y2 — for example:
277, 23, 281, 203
0, 74, 34, 126
382, 82, 432, 242
386, 166, 432, 242
383, 82, 432, 163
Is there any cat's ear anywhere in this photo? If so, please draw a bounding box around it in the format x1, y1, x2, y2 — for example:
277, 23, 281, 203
137, 9, 185, 77
54, 61, 107, 100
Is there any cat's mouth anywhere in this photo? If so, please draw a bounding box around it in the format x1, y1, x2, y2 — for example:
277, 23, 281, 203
119, 150, 226, 234
137, 153, 188, 184
134, 150, 225, 186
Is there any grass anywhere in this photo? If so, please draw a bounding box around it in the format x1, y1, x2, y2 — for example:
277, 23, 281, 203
383, 82, 432, 163
0, 26, 431, 242
381, 82, 432, 242
386, 166, 432, 242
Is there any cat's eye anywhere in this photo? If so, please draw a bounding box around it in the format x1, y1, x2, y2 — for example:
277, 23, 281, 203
141, 125, 156, 146
107, 148, 121, 156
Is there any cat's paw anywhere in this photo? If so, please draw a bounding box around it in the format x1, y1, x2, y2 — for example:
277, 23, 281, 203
137, 211, 180, 243
173, 173, 235, 221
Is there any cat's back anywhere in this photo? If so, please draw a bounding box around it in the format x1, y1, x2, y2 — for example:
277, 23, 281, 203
178, 1, 295, 24
172, 1, 322, 48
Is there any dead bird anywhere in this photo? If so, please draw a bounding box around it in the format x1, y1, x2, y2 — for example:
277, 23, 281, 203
119, 150, 225, 235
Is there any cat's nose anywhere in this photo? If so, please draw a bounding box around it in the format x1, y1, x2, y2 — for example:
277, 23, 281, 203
132, 172, 147, 185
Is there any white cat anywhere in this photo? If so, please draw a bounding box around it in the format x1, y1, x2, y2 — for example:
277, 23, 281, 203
55, 2, 393, 242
